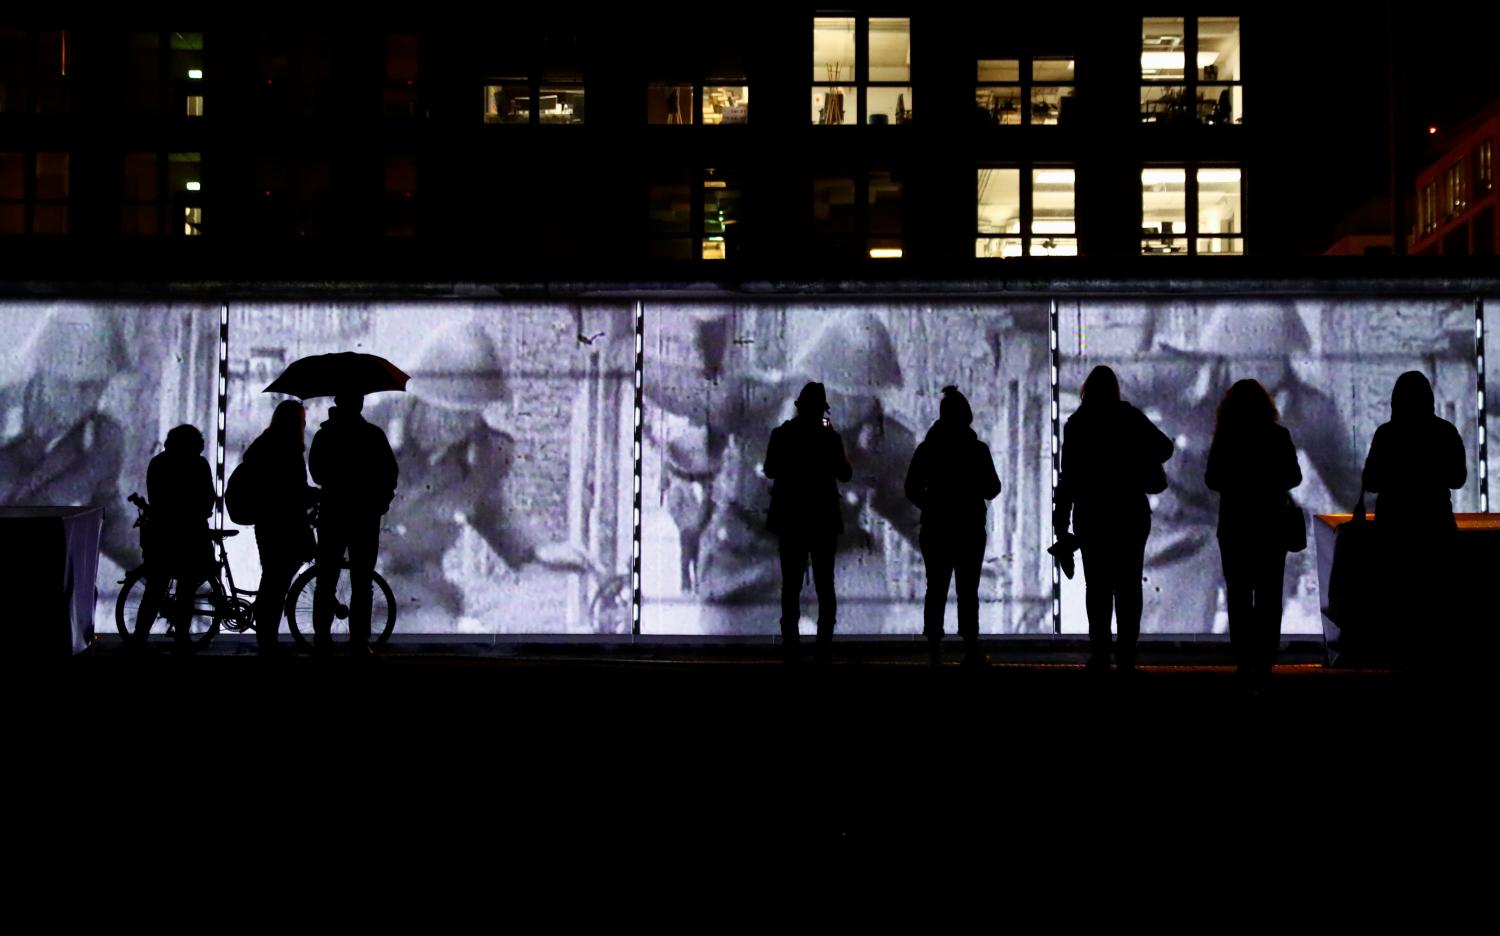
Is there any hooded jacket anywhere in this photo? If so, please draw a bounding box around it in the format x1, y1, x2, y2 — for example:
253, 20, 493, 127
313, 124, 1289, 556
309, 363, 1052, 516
904, 419, 1001, 534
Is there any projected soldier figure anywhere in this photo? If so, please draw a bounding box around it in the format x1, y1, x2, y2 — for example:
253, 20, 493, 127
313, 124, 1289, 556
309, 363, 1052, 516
647, 307, 921, 634
377, 320, 609, 632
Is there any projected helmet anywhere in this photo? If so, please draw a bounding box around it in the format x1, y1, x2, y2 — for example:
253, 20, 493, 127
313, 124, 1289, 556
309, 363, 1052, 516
26, 306, 128, 382
1197, 302, 1310, 356
791, 309, 902, 394
408, 321, 509, 411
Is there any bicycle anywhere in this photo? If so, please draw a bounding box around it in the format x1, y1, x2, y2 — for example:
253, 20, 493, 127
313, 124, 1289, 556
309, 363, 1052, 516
115, 493, 253, 651
115, 493, 398, 651
282, 551, 397, 651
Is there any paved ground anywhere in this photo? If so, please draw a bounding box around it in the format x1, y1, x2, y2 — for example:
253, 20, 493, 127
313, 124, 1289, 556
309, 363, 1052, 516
13, 635, 1492, 891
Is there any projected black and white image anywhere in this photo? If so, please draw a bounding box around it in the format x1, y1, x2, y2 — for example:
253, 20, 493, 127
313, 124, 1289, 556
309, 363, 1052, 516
224, 301, 635, 634
1058, 296, 1481, 635
640, 301, 1052, 635
1487, 298, 1497, 515
0, 300, 221, 623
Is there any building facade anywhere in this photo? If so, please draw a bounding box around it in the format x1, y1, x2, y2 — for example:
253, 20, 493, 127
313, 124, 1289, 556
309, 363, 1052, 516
1, 9, 1266, 282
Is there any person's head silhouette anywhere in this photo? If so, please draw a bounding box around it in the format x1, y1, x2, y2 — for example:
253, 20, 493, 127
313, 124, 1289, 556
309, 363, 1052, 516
269, 398, 306, 445
163, 424, 204, 457
938, 385, 972, 426
1081, 365, 1120, 405
795, 381, 830, 417
1215, 378, 1278, 434
1390, 371, 1436, 421
334, 392, 365, 416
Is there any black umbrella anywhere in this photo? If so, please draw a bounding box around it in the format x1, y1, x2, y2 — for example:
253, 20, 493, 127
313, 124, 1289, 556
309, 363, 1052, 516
263, 352, 410, 399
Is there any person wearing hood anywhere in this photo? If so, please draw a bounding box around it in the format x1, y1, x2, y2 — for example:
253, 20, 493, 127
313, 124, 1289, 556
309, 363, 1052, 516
1360, 371, 1467, 652
1362, 371, 1467, 534
142, 424, 216, 650
904, 386, 1002, 666
763, 381, 853, 663
1053, 366, 1175, 674
309, 392, 399, 654
240, 399, 318, 655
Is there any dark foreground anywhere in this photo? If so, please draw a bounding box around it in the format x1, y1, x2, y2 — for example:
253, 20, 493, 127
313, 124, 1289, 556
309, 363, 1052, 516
10, 635, 1494, 902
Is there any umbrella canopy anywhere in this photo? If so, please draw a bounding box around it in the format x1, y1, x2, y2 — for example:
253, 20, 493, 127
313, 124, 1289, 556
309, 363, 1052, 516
263, 352, 409, 399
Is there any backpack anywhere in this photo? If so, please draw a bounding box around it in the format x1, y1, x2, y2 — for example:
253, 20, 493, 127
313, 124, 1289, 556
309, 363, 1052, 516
224, 455, 261, 525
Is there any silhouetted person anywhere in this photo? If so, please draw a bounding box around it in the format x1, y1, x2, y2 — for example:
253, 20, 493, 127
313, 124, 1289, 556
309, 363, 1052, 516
1205, 379, 1302, 688
142, 425, 215, 650
904, 386, 1002, 667
241, 400, 317, 655
1361, 371, 1466, 656
1054, 366, 1174, 674
764, 382, 852, 664
309, 392, 398, 654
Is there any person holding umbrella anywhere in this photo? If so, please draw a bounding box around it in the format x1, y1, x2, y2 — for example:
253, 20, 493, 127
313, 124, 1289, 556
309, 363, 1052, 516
266, 352, 405, 654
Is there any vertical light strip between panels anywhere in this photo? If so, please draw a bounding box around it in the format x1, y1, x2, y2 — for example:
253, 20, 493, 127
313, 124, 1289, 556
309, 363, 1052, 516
1050, 299, 1061, 635
632, 300, 645, 636
1477, 297, 1489, 512
215, 301, 229, 532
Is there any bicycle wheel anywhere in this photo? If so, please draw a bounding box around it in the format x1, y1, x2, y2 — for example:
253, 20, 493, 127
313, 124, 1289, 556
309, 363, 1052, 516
116, 567, 160, 645
115, 568, 222, 650
287, 563, 398, 650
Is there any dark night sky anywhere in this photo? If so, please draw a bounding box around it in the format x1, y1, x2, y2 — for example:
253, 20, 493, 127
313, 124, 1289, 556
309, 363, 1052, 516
1259, 3, 1500, 253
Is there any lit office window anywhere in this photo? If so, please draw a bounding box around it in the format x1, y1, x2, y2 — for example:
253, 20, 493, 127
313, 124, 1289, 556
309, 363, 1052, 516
649, 168, 743, 260
648, 79, 748, 125
1031, 168, 1077, 255
703, 84, 748, 124
978, 167, 1076, 257
1030, 57, 1074, 126
648, 82, 695, 124
122, 153, 160, 235
812, 16, 855, 124
976, 60, 1022, 125
1140, 17, 1187, 123
1142, 17, 1241, 125
1445, 162, 1469, 218
173, 32, 205, 118
1420, 183, 1438, 234
1141, 17, 1186, 79
540, 66, 585, 124
1478, 140, 1494, 194
977, 168, 1022, 258
126, 31, 203, 115
384, 34, 420, 118
812, 16, 911, 126
867, 18, 912, 125
1142, 168, 1187, 254
1198, 16, 1242, 124
868, 170, 903, 257
169, 152, 203, 236
703, 168, 741, 259
1197, 168, 1243, 255
484, 79, 531, 124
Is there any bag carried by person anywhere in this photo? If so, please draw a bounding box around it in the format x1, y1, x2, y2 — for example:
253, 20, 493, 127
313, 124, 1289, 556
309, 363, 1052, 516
1283, 496, 1308, 553
224, 456, 261, 526
1324, 493, 1380, 648
1141, 460, 1169, 495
